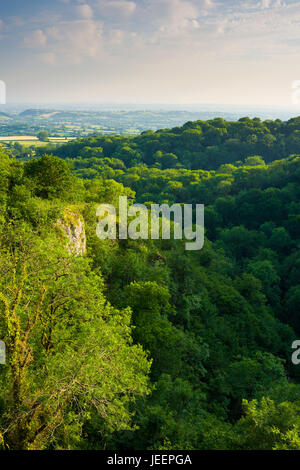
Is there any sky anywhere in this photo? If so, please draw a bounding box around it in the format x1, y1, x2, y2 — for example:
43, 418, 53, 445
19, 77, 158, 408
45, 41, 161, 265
0, 0, 300, 106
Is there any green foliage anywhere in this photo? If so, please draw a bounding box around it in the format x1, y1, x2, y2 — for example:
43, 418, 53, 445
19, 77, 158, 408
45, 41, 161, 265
37, 130, 49, 142
55, 116, 300, 171
0, 221, 150, 449
24, 154, 82, 200
1, 116, 300, 450
234, 396, 300, 450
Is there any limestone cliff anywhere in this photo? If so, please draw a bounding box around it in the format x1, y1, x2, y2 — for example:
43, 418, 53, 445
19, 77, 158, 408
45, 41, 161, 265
57, 209, 86, 256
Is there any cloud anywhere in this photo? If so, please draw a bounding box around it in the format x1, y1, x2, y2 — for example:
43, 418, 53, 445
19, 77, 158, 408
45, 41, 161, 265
76, 4, 94, 19
139, 0, 214, 37
23, 17, 103, 65
202, 0, 214, 7
108, 28, 138, 46
261, 0, 271, 7
109, 28, 126, 45
96, 0, 136, 18
24, 29, 47, 47
201, 1, 300, 62
260, 0, 282, 8
2, 0, 300, 106
45, 20, 103, 64
38, 52, 56, 65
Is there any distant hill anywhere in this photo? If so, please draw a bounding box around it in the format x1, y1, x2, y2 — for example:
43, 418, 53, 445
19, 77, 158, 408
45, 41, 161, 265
19, 109, 53, 117
0, 112, 11, 120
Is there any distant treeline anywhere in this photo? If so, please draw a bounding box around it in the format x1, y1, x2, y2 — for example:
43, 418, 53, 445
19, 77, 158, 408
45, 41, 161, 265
51, 116, 300, 171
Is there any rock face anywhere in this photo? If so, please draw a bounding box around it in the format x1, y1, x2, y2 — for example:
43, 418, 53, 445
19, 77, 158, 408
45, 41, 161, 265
58, 211, 86, 256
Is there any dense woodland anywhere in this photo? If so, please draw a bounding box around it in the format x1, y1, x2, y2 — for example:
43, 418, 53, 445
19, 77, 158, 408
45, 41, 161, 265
1, 116, 300, 450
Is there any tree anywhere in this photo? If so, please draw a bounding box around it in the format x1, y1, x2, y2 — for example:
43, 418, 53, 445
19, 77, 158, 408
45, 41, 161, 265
24, 154, 81, 200
0, 222, 150, 449
37, 131, 49, 142
234, 397, 300, 450
244, 156, 266, 166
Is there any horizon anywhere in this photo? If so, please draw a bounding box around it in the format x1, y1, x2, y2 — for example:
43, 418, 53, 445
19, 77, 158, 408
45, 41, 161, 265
2, 101, 300, 108
1, 101, 300, 122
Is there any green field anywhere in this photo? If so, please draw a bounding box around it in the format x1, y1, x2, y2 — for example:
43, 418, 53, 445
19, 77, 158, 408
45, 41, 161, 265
0, 136, 75, 147
4, 140, 48, 147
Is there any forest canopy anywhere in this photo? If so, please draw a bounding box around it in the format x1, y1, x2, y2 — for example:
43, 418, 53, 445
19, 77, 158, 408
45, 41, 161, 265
1, 117, 300, 450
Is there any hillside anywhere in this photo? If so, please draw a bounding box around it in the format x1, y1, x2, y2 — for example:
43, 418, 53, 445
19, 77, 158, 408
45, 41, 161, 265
54, 116, 300, 172
0, 117, 300, 450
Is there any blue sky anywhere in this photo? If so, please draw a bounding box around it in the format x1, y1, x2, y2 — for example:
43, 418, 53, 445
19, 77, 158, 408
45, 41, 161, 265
0, 0, 300, 105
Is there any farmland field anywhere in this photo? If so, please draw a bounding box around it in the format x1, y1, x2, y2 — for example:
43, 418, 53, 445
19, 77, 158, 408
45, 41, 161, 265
0, 136, 76, 146
0, 135, 38, 141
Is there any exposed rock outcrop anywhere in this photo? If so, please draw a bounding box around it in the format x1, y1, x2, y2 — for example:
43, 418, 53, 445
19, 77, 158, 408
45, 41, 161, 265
58, 209, 86, 256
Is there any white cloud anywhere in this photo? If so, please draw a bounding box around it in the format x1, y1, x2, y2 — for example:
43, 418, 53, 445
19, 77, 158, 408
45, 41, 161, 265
202, 0, 214, 7
260, 0, 282, 8
109, 28, 126, 45
23, 18, 103, 65
24, 29, 47, 48
44, 20, 103, 64
108, 28, 138, 46
47, 20, 103, 64
261, 0, 271, 7
76, 4, 94, 19
10, 0, 300, 106
96, 0, 136, 18
38, 52, 56, 65
201, 1, 300, 62
144, 0, 199, 34
138, 0, 214, 38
